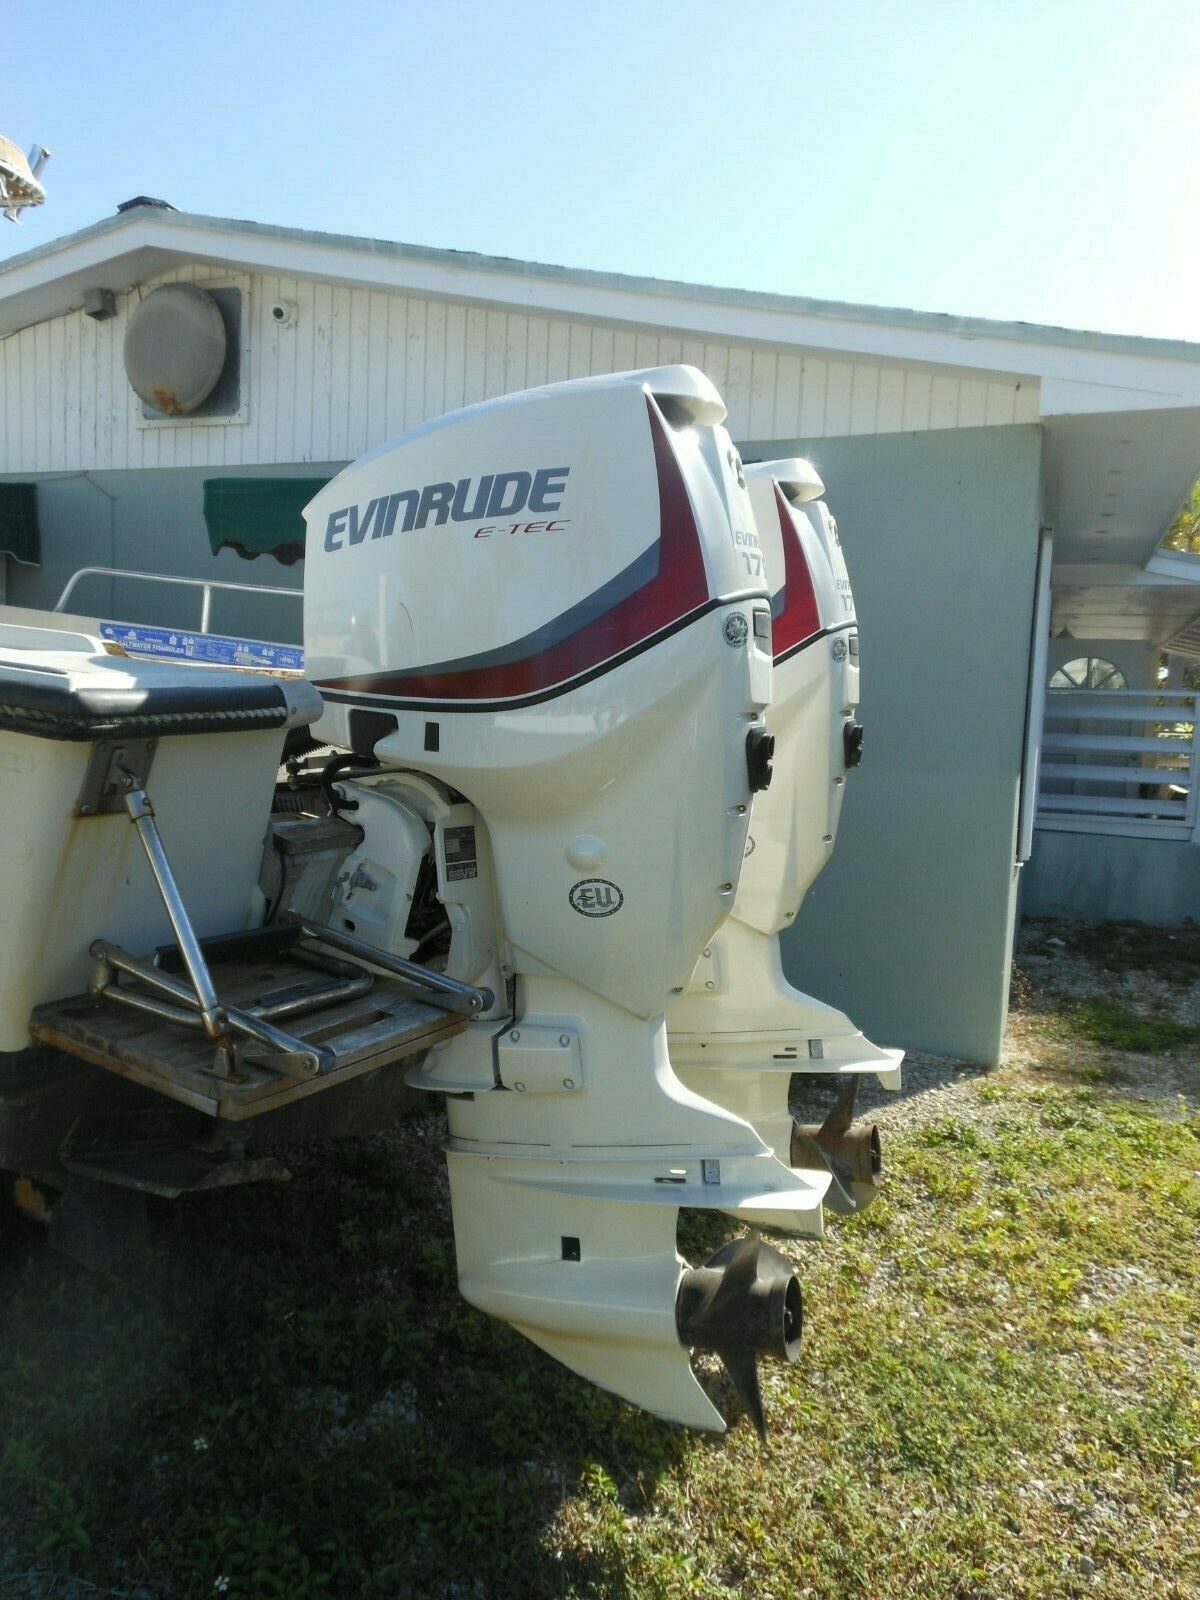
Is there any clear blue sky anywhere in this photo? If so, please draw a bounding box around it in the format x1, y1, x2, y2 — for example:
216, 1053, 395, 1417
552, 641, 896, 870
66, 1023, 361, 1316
6, 0, 1199, 340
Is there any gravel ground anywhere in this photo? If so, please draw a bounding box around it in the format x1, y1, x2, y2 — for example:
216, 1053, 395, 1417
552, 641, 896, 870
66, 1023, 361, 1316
791, 915, 1200, 1136
791, 1048, 990, 1133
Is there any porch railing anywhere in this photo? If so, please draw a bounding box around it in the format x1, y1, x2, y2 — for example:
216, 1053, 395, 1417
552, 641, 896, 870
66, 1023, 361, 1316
1036, 687, 1199, 840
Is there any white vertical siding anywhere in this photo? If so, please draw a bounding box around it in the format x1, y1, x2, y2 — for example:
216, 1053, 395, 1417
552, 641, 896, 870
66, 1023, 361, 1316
0, 265, 1042, 475
850, 364, 880, 435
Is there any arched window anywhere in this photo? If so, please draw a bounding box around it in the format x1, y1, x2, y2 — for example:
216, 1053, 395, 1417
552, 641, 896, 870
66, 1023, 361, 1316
1049, 656, 1128, 690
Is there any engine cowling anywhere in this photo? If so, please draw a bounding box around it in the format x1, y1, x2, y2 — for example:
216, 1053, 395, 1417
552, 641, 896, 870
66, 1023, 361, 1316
736, 458, 861, 934
303, 365, 774, 1018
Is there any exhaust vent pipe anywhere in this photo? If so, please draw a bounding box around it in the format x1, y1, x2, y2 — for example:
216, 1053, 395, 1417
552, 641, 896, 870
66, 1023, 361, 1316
676, 1232, 802, 1439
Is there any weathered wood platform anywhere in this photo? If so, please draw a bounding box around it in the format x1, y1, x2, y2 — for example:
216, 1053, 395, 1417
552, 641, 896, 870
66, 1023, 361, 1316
30, 952, 466, 1122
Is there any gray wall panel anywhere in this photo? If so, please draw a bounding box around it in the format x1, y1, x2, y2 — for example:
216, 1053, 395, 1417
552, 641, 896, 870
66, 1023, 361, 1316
754, 425, 1044, 1065
1023, 831, 1200, 926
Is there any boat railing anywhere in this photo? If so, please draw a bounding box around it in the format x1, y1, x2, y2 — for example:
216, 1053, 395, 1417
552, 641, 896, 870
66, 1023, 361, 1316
54, 567, 301, 636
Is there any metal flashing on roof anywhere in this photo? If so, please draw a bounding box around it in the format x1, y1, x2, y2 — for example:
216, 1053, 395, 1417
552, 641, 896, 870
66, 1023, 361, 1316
116, 196, 177, 213
2, 204, 1200, 370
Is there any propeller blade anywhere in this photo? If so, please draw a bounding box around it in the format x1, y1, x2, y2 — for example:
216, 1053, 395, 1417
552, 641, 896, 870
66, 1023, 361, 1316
707, 1229, 764, 1299
790, 1126, 856, 1213
717, 1340, 767, 1441
819, 1076, 859, 1140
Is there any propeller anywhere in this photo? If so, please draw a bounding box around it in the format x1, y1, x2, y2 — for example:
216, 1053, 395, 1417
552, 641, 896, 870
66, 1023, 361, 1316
791, 1075, 882, 1215
675, 1231, 803, 1439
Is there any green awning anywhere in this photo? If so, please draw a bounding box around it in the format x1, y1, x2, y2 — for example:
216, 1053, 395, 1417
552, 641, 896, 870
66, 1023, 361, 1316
0, 483, 41, 566
203, 477, 330, 566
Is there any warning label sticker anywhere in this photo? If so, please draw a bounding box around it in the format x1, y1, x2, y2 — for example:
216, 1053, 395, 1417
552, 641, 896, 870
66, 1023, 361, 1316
443, 824, 478, 882
99, 623, 304, 673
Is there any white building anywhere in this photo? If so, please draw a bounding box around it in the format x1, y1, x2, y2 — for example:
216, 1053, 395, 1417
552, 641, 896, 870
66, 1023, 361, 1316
2, 202, 1199, 1063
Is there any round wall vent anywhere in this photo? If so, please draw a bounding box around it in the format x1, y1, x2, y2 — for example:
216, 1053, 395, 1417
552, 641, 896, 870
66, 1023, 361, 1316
124, 284, 227, 415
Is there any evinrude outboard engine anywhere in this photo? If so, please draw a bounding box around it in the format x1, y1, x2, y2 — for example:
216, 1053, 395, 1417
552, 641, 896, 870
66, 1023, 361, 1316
668, 460, 902, 1218
303, 370, 831, 1433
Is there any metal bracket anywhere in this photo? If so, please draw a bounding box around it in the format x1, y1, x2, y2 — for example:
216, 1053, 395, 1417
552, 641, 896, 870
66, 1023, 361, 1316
496, 1024, 583, 1095
75, 737, 157, 817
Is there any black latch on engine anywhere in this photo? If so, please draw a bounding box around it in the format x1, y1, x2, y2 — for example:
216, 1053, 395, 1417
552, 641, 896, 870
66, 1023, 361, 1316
746, 727, 776, 792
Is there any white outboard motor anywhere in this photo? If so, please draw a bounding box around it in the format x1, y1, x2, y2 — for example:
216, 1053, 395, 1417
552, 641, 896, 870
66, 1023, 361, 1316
668, 459, 902, 1217
303, 370, 827, 1435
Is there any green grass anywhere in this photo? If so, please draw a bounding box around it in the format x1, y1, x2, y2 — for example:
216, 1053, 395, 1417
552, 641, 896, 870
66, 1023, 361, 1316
2, 1066, 1199, 1596
1063, 998, 1200, 1055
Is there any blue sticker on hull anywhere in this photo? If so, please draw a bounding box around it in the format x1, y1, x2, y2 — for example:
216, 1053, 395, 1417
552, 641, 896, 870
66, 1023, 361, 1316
99, 623, 304, 672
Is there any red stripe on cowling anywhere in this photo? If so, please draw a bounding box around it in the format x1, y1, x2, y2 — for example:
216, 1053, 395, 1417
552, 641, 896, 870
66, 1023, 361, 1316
320, 395, 711, 703
771, 484, 821, 660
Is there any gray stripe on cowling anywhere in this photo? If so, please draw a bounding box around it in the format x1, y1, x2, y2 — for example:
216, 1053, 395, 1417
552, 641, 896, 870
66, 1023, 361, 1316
403, 540, 660, 679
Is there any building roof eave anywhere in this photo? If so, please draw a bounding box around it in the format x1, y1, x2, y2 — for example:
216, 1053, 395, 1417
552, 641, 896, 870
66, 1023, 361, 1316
3, 206, 1200, 399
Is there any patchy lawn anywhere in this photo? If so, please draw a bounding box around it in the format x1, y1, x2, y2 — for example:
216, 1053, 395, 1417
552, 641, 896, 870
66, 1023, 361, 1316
1, 919, 1198, 1600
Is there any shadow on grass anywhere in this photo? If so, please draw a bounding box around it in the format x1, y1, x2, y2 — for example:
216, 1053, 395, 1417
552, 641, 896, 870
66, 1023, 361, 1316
788, 1055, 990, 1125
1021, 915, 1200, 986
0, 1119, 705, 1600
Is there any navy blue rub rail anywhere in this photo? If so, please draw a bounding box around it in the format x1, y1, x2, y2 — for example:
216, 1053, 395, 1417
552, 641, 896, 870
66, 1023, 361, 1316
0, 672, 297, 742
